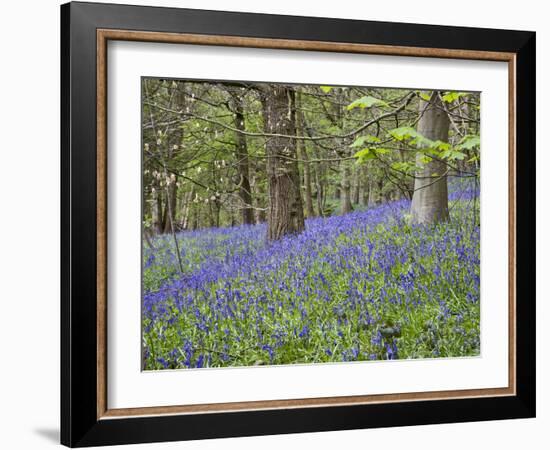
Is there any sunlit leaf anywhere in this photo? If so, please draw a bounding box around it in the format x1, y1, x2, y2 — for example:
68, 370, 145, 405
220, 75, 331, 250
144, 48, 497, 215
441, 91, 467, 103
388, 127, 434, 148
347, 95, 388, 110
418, 92, 432, 102
350, 135, 381, 148
456, 135, 480, 150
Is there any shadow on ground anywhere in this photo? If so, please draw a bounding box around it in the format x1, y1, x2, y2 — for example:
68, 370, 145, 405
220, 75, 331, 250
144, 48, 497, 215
34, 428, 59, 444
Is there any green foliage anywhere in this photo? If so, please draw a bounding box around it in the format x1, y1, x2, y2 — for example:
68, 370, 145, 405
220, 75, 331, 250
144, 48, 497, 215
439, 149, 467, 161
441, 91, 467, 103
390, 161, 417, 174
388, 126, 422, 141
418, 92, 432, 102
456, 134, 481, 150
350, 135, 381, 147
353, 147, 390, 163
142, 79, 481, 235
347, 95, 388, 110
388, 126, 434, 148
387, 125, 476, 164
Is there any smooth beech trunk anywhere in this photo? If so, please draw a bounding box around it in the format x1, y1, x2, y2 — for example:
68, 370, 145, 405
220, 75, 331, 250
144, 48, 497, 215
410, 92, 450, 225
261, 86, 305, 240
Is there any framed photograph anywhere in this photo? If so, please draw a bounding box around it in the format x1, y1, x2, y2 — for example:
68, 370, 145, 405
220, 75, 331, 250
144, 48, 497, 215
61, 1, 535, 447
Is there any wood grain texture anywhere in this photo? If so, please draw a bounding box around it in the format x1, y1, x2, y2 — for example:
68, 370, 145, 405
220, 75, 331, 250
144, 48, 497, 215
98, 29, 515, 61
96, 29, 516, 420
508, 56, 517, 394
97, 29, 108, 419
101, 386, 514, 419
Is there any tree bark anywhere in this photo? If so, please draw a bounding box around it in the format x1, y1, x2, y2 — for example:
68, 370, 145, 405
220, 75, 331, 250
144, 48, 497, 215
296, 92, 315, 218
360, 167, 369, 206
250, 174, 266, 224
230, 91, 255, 225
367, 179, 375, 207
261, 85, 305, 240
179, 189, 193, 230
410, 92, 450, 225
352, 167, 360, 205
162, 176, 178, 234
340, 165, 353, 215
314, 162, 324, 217
152, 183, 162, 234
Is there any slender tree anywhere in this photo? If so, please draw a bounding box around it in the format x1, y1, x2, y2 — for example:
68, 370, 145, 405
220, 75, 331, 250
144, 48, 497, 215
340, 165, 353, 214
229, 89, 255, 225
296, 92, 315, 218
410, 92, 451, 225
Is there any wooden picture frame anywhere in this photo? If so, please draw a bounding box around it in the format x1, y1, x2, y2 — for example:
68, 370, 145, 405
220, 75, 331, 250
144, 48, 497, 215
61, 1, 535, 447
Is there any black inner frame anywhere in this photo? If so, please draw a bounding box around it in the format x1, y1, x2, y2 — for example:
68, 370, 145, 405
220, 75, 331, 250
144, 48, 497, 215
61, 2, 536, 447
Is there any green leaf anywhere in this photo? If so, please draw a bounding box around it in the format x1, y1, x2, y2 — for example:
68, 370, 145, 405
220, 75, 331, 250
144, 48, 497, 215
456, 135, 480, 150
439, 149, 467, 161
388, 126, 419, 141
320, 86, 334, 93
391, 161, 416, 173
353, 148, 376, 162
450, 150, 466, 161
418, 92, 432, 102
388, 127, 434, 148
347, 95, 388, 110
431, 140, 451, 151
353, 148, 370, 158
349, 135, 381, 148
353, 146, 390, 163
441, 91, 467, 103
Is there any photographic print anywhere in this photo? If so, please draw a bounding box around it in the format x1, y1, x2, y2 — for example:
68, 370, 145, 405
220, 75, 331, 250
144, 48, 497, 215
141, 79, 481, 371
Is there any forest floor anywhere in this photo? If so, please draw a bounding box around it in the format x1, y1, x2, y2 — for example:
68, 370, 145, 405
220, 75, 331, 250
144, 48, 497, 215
142, 186, 480, 370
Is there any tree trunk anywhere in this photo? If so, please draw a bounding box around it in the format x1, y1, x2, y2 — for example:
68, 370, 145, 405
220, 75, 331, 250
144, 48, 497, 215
340, 165, 353, 215
152, 183, 162, 234
410, 92, 450, 225
231, 92, 255, 225
250, 174, 265, 224
352, 167, 360, 205
180, 189, 193, 230
162, 176, 178, 234
261, 86, 305, 240
314, 162, 324, 217
360, 167, 369, 206
368, 180, 375, 206
378, 179, 385, 204
296, 92, 315, 218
